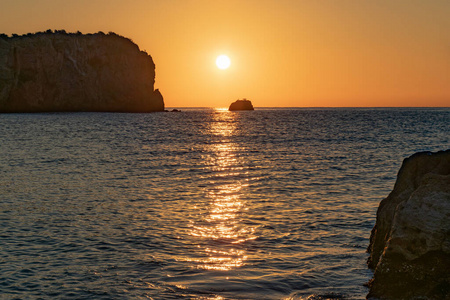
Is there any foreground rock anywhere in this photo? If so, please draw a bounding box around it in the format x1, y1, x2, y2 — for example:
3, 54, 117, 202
367, 150, 450, 299
229, 99, 254, 111
0, 31, 164, 112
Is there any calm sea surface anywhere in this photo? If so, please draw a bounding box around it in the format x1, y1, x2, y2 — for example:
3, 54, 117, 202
1, 108, 449, 299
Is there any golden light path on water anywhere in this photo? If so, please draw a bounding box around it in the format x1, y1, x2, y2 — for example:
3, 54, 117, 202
187, 109, 256, 271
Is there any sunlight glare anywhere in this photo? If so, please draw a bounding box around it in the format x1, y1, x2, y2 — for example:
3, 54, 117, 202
216, 55, 231, 69
186, 113, 257, 271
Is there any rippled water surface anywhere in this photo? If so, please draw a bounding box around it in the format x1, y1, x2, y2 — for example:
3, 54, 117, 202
1, 108, 449, 299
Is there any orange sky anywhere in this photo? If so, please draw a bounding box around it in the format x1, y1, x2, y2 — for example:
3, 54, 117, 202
1, 0, 449, 107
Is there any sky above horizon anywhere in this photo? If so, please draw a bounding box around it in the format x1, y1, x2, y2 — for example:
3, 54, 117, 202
1, 0, 449, 107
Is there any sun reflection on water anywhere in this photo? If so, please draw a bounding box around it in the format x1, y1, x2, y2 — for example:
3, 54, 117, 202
187, 110, 256, 271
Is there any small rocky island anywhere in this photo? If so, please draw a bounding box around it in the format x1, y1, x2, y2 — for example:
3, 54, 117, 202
367, 150, 450, 300
228, 98, 254, 111
0, 30, 164, 112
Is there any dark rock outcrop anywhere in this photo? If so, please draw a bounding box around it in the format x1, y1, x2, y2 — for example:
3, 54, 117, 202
229, 99, 254, 111
367, 150, 450, 300
0, 31, 164, 112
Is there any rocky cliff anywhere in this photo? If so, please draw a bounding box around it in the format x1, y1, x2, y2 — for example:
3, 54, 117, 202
0, 31, 164, 112
367, 150, 450, 299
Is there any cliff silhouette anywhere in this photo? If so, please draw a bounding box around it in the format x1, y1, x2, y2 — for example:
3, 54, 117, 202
0, 31, 164, 112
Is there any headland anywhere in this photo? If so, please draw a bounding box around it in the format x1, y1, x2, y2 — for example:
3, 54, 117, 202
0, 31, 164, 112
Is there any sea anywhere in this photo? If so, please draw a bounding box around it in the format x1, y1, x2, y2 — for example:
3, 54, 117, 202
1, 108, 449, 300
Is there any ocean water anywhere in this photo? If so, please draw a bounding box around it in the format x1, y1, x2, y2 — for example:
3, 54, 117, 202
0, 108, 449, 300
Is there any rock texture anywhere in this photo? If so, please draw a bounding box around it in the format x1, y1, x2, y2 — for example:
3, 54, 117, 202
367, 150, 450, 300
0, 31, 164, 112
229, 99, 254, 111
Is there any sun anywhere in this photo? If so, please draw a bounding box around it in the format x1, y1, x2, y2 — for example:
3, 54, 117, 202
216, 55, 231, 69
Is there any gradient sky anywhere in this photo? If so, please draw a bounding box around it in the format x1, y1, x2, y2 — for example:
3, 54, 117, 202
1, 0, 449, 107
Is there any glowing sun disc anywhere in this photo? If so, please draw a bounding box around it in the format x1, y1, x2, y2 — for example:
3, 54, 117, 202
216, 55, 231, 69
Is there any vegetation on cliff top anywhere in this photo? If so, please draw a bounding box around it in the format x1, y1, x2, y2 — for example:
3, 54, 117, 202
0, 30, 149, 55
2, 30, 126, 40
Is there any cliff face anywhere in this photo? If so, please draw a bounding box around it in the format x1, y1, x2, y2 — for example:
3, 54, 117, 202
0, 32, 164, 112
367, 150, 450, 300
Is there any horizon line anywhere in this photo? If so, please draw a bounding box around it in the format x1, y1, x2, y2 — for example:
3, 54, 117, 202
165, 106, 450, 109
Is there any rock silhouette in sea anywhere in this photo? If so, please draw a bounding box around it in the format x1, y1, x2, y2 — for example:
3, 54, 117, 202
0, 31, 164, 112
367, 150, 450, 300
228, 99, 254, 111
